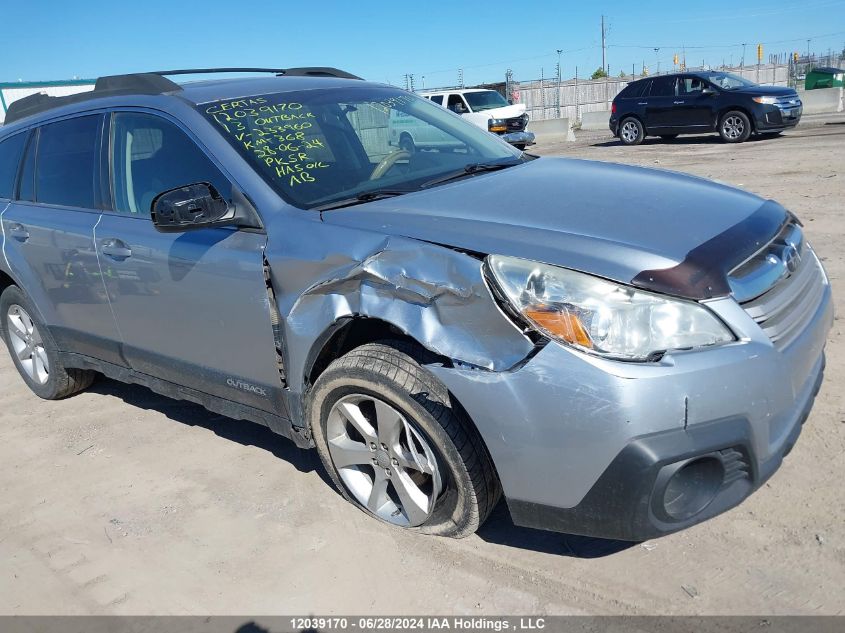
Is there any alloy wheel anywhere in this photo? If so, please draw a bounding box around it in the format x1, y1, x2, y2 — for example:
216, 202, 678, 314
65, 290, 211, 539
6, 305, 49, 385
722, 116, 745, 140
326, 393, 443, 527
620, 120, 640, 143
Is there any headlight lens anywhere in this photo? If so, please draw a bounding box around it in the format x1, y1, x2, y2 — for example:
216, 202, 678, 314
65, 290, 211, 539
752, 96, 778, 104
487, 255, 735, 361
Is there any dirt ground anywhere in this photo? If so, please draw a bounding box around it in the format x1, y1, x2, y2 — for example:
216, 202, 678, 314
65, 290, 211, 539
1, 116, 843, 616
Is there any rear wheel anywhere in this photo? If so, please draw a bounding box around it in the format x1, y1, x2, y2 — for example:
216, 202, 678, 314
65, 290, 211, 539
0, 285, 95, 400
719, 111, 751, 143
309, 341, 501, 538
618, 117, 644, 145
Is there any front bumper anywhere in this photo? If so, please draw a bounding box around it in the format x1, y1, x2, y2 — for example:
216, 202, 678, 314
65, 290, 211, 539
430, 280, 832, 541
499, 130, 535, 146
754, 103, 803, 131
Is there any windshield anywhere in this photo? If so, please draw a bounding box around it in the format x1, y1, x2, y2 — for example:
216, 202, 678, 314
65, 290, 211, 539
462, 90, 509, 112
701, 72, 757, 90
198, 86, 520, 209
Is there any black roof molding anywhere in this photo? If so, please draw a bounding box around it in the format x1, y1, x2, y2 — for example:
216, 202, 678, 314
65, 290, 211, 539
3, 67, 362, 125
147, 67, 363, 80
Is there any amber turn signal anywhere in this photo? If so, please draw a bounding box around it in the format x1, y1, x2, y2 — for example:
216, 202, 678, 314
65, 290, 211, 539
524, 305, 593, 348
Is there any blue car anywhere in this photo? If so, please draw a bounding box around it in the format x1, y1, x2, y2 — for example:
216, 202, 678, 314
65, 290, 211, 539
0, 68, 831, 540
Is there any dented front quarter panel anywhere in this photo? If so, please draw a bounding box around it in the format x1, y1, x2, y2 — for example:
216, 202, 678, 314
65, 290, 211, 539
261, 210, 535, 414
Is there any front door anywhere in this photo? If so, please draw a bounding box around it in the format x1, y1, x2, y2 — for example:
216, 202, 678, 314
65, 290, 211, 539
97, 111, 285, 416
671, 76, 714, 131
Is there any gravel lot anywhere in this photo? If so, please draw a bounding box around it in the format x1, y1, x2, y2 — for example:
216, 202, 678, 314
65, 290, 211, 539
1, 116, 843, 616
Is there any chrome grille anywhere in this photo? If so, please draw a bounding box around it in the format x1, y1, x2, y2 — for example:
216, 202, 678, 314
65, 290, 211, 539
775, 94, 801, 108
738, 234, 826, 350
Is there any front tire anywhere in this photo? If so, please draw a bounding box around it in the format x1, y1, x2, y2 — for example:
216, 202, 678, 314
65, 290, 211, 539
618, 117, 644, 145
719, 111, 751, 143
309, 341, 501, 538
0, 285, 95, 400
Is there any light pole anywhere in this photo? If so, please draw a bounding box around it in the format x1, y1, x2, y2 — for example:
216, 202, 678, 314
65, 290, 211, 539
807, 39, 811, 60
654, 47, 660, 74
741, 43, 747, 68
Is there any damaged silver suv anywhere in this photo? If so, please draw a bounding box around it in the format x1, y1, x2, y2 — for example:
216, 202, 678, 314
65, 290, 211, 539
0, 68, 832, 540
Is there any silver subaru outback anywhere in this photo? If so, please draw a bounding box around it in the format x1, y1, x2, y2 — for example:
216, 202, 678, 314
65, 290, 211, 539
0, 68, 832, 540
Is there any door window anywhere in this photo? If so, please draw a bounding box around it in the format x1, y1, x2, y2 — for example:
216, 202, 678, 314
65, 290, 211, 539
110, 112, 231, 215
0, 133, 27, 200
678, 77, 705, 95
447, 94, 468, 113
429, 95, 444, 106
649, 77, 677, 97
36, 115, 100, 208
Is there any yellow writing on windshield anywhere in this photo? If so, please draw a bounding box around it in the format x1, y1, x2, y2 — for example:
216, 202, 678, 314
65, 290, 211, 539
206, 97, 330, 187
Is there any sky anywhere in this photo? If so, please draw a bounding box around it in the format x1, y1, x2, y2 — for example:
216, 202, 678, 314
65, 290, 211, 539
2, 0, 844, 88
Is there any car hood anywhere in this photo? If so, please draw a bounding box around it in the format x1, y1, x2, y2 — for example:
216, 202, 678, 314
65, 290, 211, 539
473, 103, 527, 118
322, 157, 788, 300
733, 85, 798, 96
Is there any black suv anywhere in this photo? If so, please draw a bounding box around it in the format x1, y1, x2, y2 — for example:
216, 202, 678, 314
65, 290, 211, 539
609, 71, 802, 145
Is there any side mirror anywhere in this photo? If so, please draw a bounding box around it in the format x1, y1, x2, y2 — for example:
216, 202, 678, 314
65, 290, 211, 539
151, 183, 243, 233
702, 87, 717, 96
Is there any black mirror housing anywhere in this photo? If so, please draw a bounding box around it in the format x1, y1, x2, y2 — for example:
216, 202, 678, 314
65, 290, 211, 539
151, 183, 257, 233
702, 87, 717, 96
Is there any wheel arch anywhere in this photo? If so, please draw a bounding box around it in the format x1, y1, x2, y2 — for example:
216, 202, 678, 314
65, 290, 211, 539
303, 316, 453, 391
716, 106, 756, 132
620, 113, 646, 132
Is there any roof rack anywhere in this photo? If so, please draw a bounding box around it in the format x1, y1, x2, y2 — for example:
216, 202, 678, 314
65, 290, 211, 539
3, 67, 362, 125
149, 67, 363, 80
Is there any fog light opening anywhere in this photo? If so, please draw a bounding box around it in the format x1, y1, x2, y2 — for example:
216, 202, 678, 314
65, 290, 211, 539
663, 457, 724, 521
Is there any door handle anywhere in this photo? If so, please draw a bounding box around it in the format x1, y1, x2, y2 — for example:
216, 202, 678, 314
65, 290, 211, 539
100, 238, 132, 260
8, 223, 30, 242
673, 100, 685, 104
637, 102, 648, 105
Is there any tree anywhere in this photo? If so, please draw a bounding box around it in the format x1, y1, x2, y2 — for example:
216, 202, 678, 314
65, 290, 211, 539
618, 69, 627, 78
591, 66, 608, 80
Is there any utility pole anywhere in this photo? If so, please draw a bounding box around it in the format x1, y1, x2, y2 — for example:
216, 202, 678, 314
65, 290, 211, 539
601, 16, 607, 74
556, 49, 563, 118
807, 39, 811, 60
741, 43, 747, 68
458, 68, 464, 89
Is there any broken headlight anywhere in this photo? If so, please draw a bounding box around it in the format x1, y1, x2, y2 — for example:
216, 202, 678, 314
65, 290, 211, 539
486, 255, 735, 361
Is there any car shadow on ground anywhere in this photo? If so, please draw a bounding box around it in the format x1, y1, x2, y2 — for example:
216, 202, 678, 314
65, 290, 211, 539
476, 500, 637, 558
87, 376, 327, 480
592, 133, 780, 148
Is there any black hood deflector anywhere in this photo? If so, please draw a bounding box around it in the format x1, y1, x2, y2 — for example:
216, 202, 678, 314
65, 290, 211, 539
631, 201, 791, 300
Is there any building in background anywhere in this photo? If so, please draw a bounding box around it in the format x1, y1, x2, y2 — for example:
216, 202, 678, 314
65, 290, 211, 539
0, 80, 94, 124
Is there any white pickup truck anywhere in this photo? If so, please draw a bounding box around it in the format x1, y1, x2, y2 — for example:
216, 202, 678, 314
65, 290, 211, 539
403, 88, 535, 150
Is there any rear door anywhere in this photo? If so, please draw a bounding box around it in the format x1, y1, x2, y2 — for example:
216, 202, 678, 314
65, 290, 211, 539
644, 76, 678, 132
1, 115, 123, 364
96, 110, 285, 416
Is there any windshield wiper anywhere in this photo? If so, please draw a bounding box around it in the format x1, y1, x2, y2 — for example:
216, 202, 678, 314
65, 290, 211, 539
421, 160, 522, 189
314, 189, 413, 211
